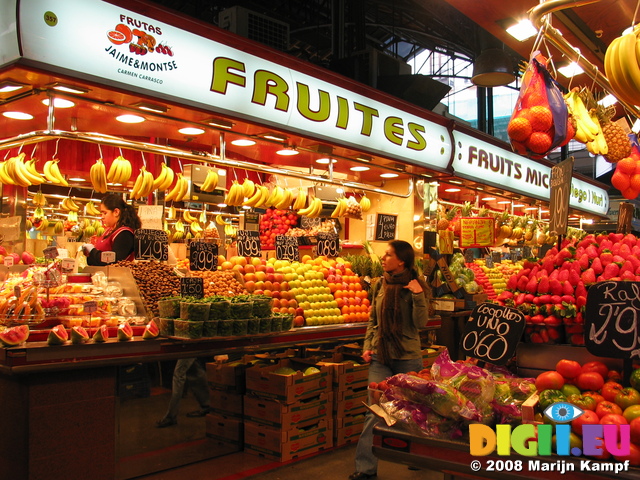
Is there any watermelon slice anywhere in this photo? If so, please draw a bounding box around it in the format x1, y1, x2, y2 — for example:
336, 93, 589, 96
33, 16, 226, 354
142, 319, 159, 339
117, 322, 133, 341
92, 324, 109, 343
70, 325, 89, 344
0, 325, 29, 346
47, 325, 68, 345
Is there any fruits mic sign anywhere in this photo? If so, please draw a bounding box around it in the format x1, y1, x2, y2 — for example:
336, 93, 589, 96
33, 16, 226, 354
584, 281, 640, 358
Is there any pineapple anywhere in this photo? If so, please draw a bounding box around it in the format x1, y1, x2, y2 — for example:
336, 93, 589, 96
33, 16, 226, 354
437, 206, 457, 231
477, 206, 489, 218
597, 104, 631, 163
524, 218, 538, 243
497, 211, 512, 240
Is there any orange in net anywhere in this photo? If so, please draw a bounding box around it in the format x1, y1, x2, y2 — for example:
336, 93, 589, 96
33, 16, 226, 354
528, 105, 553, 132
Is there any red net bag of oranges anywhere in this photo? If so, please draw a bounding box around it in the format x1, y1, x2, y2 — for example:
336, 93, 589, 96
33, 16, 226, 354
507, 52, 571, 158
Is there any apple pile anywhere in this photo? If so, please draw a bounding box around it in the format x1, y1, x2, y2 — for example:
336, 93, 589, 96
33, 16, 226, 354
534, 359, 640, 465
259, 208, 299, 250
496, 232, 640, 345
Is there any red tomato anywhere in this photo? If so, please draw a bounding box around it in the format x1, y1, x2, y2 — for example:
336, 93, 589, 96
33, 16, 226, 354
595, 400, 624, 418
556, 359, 581, 379
630, 418, 640, 445
614, 443, 640, 466
624, 405, 640, 424
608, 370, 623, 382
600, 413, 628, 426
581, 361, 609, 379
576, 372, 604, 392
535, 371, 565, 392
583, 391, 605, 404
572, 409, 600, 436
601, 381, 625, 402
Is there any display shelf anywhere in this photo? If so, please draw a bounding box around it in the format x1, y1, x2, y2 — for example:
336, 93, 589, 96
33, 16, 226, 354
373, 424, 639, 480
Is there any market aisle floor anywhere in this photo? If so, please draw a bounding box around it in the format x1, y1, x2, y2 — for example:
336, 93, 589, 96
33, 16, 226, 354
136, 442, 444, 480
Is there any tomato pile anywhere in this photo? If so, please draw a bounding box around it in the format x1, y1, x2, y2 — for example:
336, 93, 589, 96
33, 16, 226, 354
535, 359, 640, 465
259, 208, 299, 250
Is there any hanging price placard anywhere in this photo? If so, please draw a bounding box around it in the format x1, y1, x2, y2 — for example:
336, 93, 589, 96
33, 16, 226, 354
101, 251, 116, 264
316, 232, 340, 257
43, 246, 59, 259
180, 277, 204, 299
134, 229, 169, 261
189, 242, 219, 271
237, 230, 261, 258
461, 303, 526, 365
275, 235, 299, 262
549, 157, 574, 237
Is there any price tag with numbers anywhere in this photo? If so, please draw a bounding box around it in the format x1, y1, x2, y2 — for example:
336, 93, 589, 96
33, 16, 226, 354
461, 303, 526, 365
61, 258, 76, 273
316, 233, 340, 257
134, 229, 169, 261
181, 277, 204, 299
83, 301, 98, 314
189, 242, 218, 271
585, 281, 640, 358
101, 251, 116, 264
4, 256, 14, 267
237, 230, 261, 258
275, 235, 299, 262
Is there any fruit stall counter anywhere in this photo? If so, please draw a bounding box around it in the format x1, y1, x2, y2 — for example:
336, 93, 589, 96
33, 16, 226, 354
372, 423, 638, 480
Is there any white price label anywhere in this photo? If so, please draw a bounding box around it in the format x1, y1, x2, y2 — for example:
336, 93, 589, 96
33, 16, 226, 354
61, 258, 76, 272
4, 256, 14, 267
101, 251, 116, 264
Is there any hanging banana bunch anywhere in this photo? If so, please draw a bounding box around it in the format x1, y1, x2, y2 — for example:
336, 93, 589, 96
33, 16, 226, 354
152, 162, 175, 192
89, 158, 108, 193
224, 181, 245, 206
131, 166, 155, 200
85, 201, 101, 216
359, 194, 371, 213
106, 155, 132, 184
199, 168, 219, 192
43, 159, 69, 187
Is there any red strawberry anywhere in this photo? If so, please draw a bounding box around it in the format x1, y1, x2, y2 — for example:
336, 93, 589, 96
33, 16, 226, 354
515, 293, 527, 305
612, 255, 626, 264
575, 281, 587, 299
585, 245, 599, 259
540, 329, 550, 343
507, 275, 518, 290
525, 277, 539, 294
575, 312, 584, 324
622, 233, 638, 247
554, 246, 576, 266
609, 233, 624, 243
541, 256, 555, 274
538, 294, 552, 304
600, 250, 613, 266
611, 242, 621, 255
581, 268, 596, 284
517, 275, 529, 292
524, 293, 535, 304
620, 261, 635, 276
621, 270, 636, 281
497, 291, 514, 301
544, 315, 562, 326
568, 269, 581, 287
549, 279, 563, 295
603, 262, 620, 280
628, 255, 640, 271
529, 265, 540, 278
530, 314, 545, 324
596, 234, 608, 244
537, 277, 550, 294
570, 334, 585, 345
561, 295, 575, 304
562, 280, 575, 295
550, 295, 562, 305
619, 243, 632, 259
558, 269, 570, 282
598, 239, 613, 253
577, 254, 590, 271
549, 269, 560, 281
578, 234, 597, 249
591, 257, 604, 275
576, 295, 586, 309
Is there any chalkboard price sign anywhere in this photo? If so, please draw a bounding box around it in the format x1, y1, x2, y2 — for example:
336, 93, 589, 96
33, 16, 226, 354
275, 235, 300, 261
549, 157, 574, 237
375, 214, 397, 241
180, 277, 204, 299
485, 255, 493, 268
316, 232, 340, 257
134, 229, 169, 261
300, 217, 322, 229
237, 230, 261, 258
491, 252, 502, 264
464, 249, 474, 263
585, 281, 640, 358
189, 242, 219, 271
461, 303, 526, 365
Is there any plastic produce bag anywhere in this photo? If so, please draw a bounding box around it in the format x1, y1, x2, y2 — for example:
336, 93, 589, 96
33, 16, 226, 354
507, 51, 570, 158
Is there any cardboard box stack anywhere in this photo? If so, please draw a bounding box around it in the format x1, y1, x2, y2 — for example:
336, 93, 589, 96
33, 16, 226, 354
243, 358, 334, 461
317, 353, 370, 447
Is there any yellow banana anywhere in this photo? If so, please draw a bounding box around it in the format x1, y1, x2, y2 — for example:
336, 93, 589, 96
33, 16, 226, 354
165, 173, 183, 202
22, 159, 43, 185
106, 157, 120, 183
618, 33, 640, 105
200, 168, 219, 192
174, 175, 189, 202
215, 214, 230, 226
85, 201, 101, 216
199, 210, 207, 223
159, 164, 175, 191
131, 167, 146, 199
254, 185, 270, 208
118, 156, 133, 184
167, 205, 176, 219
152, 163, 168, 190
242, 178, 255, 198
292, 187, 307, 211
224, 181, 242, 206
359, 195, 371, 212
90, 159, 108, 193
298, 196, 319, 216
0, 162, 14, 185
49, 159, 68, 186
10, 156, 33, 187
243, 184, 264, 206
183, 209, 197, 223
604, 35, 639, 108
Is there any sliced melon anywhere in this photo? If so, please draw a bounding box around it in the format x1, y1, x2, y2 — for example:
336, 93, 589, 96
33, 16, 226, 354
70, 325, 89, 344
47, 325, 68, 346
92, 324, 109, 343
117, 322, 133, 341
0, 325, 29, 346
142, 319, 159, 339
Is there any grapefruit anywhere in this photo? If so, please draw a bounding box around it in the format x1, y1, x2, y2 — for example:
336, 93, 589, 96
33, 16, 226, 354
115, 23, 133, 43
107, 30, 127, 45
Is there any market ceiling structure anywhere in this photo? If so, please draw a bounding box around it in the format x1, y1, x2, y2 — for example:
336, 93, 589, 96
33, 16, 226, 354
0, 0, 632, 219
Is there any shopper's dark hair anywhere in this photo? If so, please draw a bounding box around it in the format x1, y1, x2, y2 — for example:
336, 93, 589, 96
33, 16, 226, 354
101, 193, 142, 231
389, 240, 418, 277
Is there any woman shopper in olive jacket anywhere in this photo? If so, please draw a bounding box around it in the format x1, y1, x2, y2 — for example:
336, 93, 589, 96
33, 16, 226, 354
350, 240, 430, 480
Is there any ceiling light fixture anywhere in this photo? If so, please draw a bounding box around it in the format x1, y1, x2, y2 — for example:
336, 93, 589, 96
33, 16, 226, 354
471, 48, 515, 87
449, 180, 463, 184
2, 111, 33, 120
497, 200, 511, 204
206, 118, 234, 129
350, 166, 370, 172
69, 177, 86, 182
131, 101, 168, 113
380, 173, 399, 178
598, 94, 618, 108
506, 19, 538, 41
42, 98, 75, 108
47, 82, 90, 94
481, 196, 496, 201
179, 127, 205, 135
116, 114, 145, 123
0, 80, 29, 93
513, 203, 525, 208
260, 132, 288, 142
276, 147, 299, 156
524, 206, 539, 211
316, 158, 336, 164
231, 139, 256, 147
444, 188, 460, 192
558, 62, 584, 78
355, 154, 372, 162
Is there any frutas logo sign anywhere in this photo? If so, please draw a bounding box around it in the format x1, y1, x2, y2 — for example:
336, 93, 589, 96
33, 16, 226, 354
469, 402, 630, 457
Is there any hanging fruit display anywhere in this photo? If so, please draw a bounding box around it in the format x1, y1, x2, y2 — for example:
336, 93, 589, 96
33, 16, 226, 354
604, 28, 640, 107
89, 158, 108, 193
106, 155, 132, 185
152, 162, 175, 192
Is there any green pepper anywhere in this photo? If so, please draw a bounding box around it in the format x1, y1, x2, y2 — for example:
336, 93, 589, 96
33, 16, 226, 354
538, 389, 566, 410
566, 393, 597, 411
